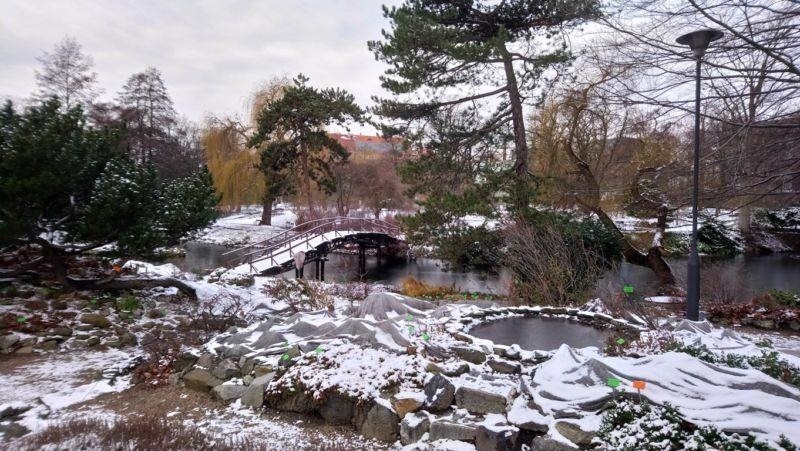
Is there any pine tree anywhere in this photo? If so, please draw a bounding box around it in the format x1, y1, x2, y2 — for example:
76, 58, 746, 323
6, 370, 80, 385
34, 36, 99, 111
0, 99, 218, 278
370, 0, 600, 215
248, 75, 364, 217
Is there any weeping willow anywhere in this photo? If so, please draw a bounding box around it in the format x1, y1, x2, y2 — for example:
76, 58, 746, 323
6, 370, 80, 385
203, 123, 264, 211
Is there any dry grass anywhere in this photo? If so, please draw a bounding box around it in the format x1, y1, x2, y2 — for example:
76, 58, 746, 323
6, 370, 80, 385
400, 276, 456, 299
18, 416, 266, 451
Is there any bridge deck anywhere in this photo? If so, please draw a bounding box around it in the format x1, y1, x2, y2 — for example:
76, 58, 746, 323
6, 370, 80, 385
224, 217, 403, 275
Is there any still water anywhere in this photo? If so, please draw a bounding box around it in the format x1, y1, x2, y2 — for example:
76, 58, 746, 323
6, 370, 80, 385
171, 241, 800, 295
468, 316, 612, 351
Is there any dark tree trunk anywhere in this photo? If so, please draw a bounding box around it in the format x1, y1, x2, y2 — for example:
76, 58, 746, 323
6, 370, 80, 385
261, 195, 274, 226
499, 42, 530, 211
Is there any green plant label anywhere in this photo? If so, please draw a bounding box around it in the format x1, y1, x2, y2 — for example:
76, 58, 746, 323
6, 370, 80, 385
314, 346, 324, 354
616, 338, 626, 345
623, 285, 634, 294
408, 326, 415, 334
282, 354, 290, 361
406, 314, 413, 321
16, 316, 27, 324
422, 333, 430, 341
607, 377, 621, 388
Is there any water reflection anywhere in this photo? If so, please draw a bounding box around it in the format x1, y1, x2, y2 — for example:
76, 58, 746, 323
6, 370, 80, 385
171, 241, 800, 295
468, 316, 612, 351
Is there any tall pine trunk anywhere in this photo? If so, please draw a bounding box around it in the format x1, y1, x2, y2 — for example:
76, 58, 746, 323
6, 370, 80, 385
499, 42, 530, 213
260, 195, 274, 226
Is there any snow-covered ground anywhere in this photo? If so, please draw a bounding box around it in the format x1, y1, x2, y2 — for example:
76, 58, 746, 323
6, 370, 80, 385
192, 204, 297, 247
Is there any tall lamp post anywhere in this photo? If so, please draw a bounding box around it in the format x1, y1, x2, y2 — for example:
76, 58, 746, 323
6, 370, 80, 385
676, 29, 723, 321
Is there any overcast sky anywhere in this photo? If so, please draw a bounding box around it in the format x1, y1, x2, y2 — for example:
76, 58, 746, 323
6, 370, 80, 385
1, 0, 401, 132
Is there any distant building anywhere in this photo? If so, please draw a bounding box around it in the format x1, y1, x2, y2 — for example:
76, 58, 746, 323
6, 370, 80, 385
329, 133, 403, 160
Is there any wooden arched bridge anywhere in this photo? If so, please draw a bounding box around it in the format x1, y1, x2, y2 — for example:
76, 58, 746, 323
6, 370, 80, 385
222, 217, 406, 279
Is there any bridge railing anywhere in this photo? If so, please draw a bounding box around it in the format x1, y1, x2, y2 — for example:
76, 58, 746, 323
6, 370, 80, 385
224, 216, 402, 271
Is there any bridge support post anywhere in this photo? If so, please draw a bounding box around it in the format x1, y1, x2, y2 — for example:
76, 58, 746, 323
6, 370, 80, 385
376, 246, 382, 267
320, 256, 326, 281
358, 244, 366, 275
314, 259, 320, 280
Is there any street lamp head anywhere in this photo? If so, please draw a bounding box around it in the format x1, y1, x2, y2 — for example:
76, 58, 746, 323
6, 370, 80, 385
676, 28, 723, 58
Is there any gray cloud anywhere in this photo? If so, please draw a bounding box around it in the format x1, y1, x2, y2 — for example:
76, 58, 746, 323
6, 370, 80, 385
0, 0, 400, 130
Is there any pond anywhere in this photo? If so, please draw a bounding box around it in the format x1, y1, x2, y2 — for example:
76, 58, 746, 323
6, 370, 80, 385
468, 316, 612, 351
170, 241, 800, 295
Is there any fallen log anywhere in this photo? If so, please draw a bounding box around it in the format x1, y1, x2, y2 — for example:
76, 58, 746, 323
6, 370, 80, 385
65, 276, 198, 299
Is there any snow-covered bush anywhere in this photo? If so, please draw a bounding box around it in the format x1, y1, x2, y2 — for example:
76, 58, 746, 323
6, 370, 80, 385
665, 342, 800, 389
594, 399, 796, 450
264, 278, 332, 313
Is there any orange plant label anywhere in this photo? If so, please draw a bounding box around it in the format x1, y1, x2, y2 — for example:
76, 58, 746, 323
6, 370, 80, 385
632, 380, 646, 390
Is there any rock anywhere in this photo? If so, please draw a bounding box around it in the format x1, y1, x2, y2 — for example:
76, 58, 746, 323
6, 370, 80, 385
503, 344, 521, 360
15, 346, 34, 354
50, 299, 68, 310
319, 393, 355, 425
428, 419, 478, 442
554, 422, 594, 448
0, 404, 31, 421
789, 320, 800, 331
0, 333, 20, 350
50, 326, 72, 337
253, 364, 274, 377
424, 374, 455, 412
38, 340, 59, 351
400, 411, 430, 445
507, 398, 549, 433
80, 313, 112, 328
359, 401, 401, 442
212, 358, 240, 380
23, 299, 48, 310
475, 425, 519, 451
455, 386, 513, 414
86, 336, 101, 347
753, 319, 776, 330
391, 391, 425, 419
174, 352, 199, 373
104, 338, 121, 348
453, 345, 486, 364
487, 358, 521, 374
183, 368, 223, 392
212, 383, 247, 402
0, 421, 30, 439
196, 353, 215, 369
241, 373, 275, 409
530, 437, 576, 451
269, 390, 317, 413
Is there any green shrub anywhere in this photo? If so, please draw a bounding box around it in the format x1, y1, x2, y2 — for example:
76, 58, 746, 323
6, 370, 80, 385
116, 294, 141, 313
595, 399, 795, 450
769, 289, 800, 308
698, 215, 740, 257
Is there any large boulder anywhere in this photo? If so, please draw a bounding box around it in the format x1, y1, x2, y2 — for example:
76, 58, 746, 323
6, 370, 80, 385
554, 422, 595, 448
212, 382, 247, 402
241, 373, 275, 409
530, 437, 576, 451
400, 411, 431, 445
453, 345, 487, 364
80, 313, 112, 328
424, 374, 455, 412
356, 292, 435, 321
183, 368, 223, 392
318, 393, 355, 425
455, 385, 514, 414
359, 401, 401, 442
268, 390, 317, 413
391, 391, 425, 419
475, 424, 520, 451
212, 358, 240, 380
428, 418, 478, 442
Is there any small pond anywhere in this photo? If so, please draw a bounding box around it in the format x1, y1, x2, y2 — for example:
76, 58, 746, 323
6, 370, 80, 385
168, 241, 800, 296
468, 316, 613, 351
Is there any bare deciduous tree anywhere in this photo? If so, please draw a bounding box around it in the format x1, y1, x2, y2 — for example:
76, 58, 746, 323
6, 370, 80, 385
34, 36, 99, 110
